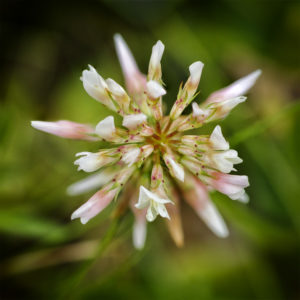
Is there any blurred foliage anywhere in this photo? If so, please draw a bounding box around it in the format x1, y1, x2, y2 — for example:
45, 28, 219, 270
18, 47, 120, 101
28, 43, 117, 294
1, 0, 300, 299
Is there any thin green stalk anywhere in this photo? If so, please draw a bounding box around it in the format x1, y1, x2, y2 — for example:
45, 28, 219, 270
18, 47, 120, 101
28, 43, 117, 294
79, 249, 147, 297
58, 218, 120, 300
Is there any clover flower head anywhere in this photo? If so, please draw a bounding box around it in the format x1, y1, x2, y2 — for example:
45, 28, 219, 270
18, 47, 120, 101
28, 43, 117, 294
31, 34, 261, 249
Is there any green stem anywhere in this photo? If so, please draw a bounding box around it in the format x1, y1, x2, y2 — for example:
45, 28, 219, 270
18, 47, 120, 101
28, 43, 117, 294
58, 218, 120, 299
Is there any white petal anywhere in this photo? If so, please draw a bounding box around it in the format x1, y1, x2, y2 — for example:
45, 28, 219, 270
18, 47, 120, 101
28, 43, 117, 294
212, 153, 235, 173
192, 102, 208, 117
106, 78, 126, 96
238, 192, 249, 203
135, 186, 151, 209
149, 40, 165, 68
189, 61, 204, 84
198, 201, 229, 238
95, 116, 115, 139
82, 65, 107, 87
122, 113, 147, 129
224, 150, 243, 163
66, 170, 115, 196
133, 218, 147, 249
166, 156, 185, 182
146, 80, 166, 98
170, 159, 185, 182
136, 186, 171, 208
184, 177, 229, 238
74, 152, 102, 172
121, 148, 141, 166
31, 121, 60, 134
75, 151, 91, 157
156, 203, 170, 219
146, 205, 157, 222
192, 102, 201, 116
228, 190, 247, 201
81, 65, 108, 101
212, 150, 242, 173
136, 186, 172, 222
209, 125, 229, 150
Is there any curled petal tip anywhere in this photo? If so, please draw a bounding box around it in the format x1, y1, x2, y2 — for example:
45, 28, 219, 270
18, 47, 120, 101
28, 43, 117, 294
238, 192, 250, 203
150, 40, 165, 67
71, 210, 79, 220
80, 218, 89, 225
146, 80, 166, 98
210, 125, 229, 150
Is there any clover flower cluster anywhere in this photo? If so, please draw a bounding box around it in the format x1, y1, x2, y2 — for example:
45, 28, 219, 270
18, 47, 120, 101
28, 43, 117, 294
31, 34, 261, 248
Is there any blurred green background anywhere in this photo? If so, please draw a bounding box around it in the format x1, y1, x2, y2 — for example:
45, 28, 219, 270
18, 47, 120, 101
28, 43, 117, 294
1, 0, 300, 299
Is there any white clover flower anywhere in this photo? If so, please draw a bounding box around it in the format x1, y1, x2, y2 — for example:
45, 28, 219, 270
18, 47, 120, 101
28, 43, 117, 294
31, 34, 260, 249
135, 186, 173, 222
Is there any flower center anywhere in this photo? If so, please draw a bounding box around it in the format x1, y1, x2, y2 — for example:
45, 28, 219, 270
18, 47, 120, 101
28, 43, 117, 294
145, 121, 180, 154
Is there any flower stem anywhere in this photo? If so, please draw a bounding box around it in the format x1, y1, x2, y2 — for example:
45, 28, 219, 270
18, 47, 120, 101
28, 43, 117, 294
58, 218, 120, 299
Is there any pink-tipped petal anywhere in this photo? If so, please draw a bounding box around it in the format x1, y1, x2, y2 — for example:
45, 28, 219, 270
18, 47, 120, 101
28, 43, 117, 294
211, 172, 249, 201
206, 69, 262, 103
217, 173, 249, 187
71, 188, 117, 224
114, 34, 146, 94
31, 120, 95, 140
184, 176, 229, 238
